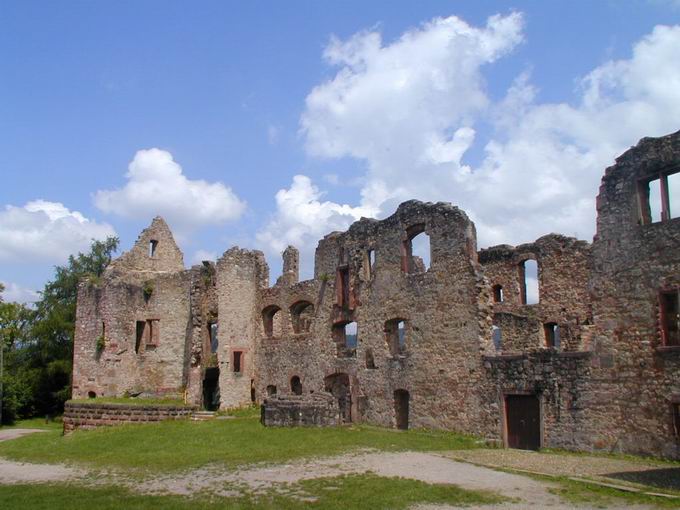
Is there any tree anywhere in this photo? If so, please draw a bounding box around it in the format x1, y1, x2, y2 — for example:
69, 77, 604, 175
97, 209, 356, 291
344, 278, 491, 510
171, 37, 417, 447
2, 237, 119, 421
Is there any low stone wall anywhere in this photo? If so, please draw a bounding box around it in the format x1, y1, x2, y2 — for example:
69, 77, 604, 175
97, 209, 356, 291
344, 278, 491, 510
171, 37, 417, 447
261, 393, 340, 427
63, 401, 197, 433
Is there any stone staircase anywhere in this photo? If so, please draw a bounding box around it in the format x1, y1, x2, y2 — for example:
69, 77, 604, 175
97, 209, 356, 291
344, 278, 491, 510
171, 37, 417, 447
191, 410, 217, 421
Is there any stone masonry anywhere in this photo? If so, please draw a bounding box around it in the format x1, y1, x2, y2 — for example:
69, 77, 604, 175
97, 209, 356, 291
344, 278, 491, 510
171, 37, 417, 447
72, 131, 680, 459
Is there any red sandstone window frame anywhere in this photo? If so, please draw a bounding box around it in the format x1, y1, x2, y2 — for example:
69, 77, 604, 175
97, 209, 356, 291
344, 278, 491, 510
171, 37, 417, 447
638, 169, 679, 224
659, 289, 680, 347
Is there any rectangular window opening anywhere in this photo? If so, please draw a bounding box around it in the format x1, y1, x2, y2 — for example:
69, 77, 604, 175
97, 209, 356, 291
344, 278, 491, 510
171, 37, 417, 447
233, 351, 243, 373
149, 239, 158, 258
209, 322, 219, 353
668, 172, 680, 220
673, 403, 680, 437
544, 323, 560, 348
661, 290, 680, 346
135, 321, 146, 354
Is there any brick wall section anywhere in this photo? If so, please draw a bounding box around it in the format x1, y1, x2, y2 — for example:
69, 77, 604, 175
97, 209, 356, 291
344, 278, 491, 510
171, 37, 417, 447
63, 402, 196, 433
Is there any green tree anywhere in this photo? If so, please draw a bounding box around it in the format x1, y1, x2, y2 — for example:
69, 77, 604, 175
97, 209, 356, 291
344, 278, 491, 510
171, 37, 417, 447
3, 237, 119, 420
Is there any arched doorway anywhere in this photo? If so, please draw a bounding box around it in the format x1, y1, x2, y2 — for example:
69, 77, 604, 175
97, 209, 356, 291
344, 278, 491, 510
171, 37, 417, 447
324, 373, 352, 423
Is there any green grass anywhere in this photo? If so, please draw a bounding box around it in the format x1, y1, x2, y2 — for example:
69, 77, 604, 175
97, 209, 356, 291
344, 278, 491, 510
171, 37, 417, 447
67, 397, 188, 406
0, 474, 504, 509
550, 477, 680, 509
541, 447, 680, 467
0, 417, 62, 430
0, 414, 480, 472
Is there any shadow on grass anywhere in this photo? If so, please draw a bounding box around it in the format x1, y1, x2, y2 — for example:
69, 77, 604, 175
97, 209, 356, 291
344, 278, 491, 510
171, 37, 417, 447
605, 467, 680, 492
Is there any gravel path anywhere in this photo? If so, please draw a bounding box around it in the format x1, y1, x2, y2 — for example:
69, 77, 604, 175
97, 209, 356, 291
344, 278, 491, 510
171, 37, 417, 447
0, 428, 48, 442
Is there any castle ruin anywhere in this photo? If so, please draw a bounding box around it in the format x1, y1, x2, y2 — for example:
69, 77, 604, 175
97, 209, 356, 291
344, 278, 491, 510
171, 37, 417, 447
72, 131, 680, 458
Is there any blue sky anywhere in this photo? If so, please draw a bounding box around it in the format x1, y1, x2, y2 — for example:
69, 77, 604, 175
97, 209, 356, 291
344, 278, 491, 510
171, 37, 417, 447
2, 1, 680, 302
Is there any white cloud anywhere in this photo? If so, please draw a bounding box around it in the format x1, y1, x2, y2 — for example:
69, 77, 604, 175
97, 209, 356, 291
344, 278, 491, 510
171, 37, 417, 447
256, 175, 376, 275
1, 281, 39, 304
0, 200, 116, 263
94, 148, 246, 231
267, 124, 280, 145
261, 16, 680, 258
190, 249, 217, 265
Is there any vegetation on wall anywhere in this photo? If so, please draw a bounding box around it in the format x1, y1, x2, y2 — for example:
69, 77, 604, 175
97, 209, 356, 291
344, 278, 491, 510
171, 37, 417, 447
0, 237, 119, 424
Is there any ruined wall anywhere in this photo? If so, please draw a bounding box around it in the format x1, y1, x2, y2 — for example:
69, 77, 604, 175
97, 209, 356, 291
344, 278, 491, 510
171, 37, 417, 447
479, 235, 592, 353
261, 393, 340, 427
72, 218, 191, 399
216, 248, 268, 408
587, 131, 680, 458
63, 402, 195, 433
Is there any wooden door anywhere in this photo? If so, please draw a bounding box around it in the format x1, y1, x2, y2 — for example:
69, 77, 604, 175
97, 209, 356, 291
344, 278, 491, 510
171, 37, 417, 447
505, 395, 540, 450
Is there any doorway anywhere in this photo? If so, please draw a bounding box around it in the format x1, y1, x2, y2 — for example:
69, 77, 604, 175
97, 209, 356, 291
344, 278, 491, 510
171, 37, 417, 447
202, 367, 220, 411
394, 389, 410, 430
324, 373, 352, 423
505, 394, 541, 450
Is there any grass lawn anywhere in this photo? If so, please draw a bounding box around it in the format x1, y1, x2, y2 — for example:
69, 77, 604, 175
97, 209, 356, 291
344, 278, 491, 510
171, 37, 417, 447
0, 474, 504, 509
550, 477, 680, 509
0, 409, 481, 472
0, 417, 63, 430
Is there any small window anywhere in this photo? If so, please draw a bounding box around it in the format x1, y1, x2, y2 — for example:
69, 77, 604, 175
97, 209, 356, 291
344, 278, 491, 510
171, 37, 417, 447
233, 351, 243, 373
262, 305, 283, 338
544, 323, 560, 348
492, 325, 502, 350
333, 321, 357, 358
290, 301, 314, 334
209, 322, 218, 353
385, 318, 406, 356
266, 385, 277, 396
365, 348, 376, 369
492, 285, 504, 303
660, 290, 680, 346
87, 391, 96, 399
291, 376, 302, 395
135, 321, 146, 354
520, 259, 539, 305
673, 403, 680, 436
402, 224, 430, 273
149, 239, 158, 257
364, 249, 376, 279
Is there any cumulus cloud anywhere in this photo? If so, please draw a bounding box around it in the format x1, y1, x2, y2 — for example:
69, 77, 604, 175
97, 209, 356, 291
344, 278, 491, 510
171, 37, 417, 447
1, 281, 39, 304
259, 15, 680, 259
94, 148, 246, 231
0, 200, 116, 263
256, 175, 376, 273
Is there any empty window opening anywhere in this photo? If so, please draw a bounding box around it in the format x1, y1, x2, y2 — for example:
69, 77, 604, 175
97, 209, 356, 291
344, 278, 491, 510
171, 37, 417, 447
364, 249, 376, 279
233, 351, 243, 373
87, 391, 96, 399
640, 170, 680, 224
147, 319, 159, 346
291, 376, 302, 395
149, 239, 158, 258
492, 325, 502, 350
135, 320, 145, 354
250, 379, 256, 403
402, 224, 431, 273
394, 389, 410, 430
290, 301, 314, 334
333, 321, 357, 358
669, 172, 680, 219
520, 259, 539, 305
262, 305, 283, 338
209, 322, 219, 353
365, 348, 376, 369
544, 323, 560, 348
493, 285, 504, 303
673, 403, 680, 437
266, 385, 277, 396
336, 266, 350, 307
385, 318, 406, 356
660, 290, 680, 346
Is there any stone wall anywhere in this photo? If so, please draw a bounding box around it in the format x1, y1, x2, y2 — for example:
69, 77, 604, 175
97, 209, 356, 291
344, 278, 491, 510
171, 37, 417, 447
261, 393, 340, 427
63, 402, 196, 433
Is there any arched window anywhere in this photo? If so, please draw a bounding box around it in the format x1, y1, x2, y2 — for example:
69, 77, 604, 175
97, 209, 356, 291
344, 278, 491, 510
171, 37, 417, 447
519, 259, 539, 305
492, 284, 504, 303
402, 224, 431, 273
262, 305, 283, 337
290, 301, 314, 334
290, 376, 302, 395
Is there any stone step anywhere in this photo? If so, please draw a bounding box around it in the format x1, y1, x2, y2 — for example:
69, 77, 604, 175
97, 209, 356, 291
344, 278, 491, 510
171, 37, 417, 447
190, 411, 217, 421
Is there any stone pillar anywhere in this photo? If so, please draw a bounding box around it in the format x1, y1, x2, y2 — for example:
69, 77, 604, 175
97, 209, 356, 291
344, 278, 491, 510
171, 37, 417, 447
276, 245, 299, 286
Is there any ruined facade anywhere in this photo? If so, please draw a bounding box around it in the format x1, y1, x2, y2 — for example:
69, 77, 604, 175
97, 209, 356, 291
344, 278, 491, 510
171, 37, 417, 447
72, 131, 680, 458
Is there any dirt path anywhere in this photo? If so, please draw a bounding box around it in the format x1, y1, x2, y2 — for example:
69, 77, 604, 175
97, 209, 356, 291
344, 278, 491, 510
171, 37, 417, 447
0, 428, 48, 442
